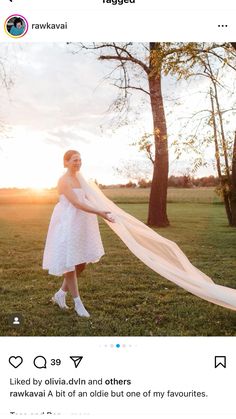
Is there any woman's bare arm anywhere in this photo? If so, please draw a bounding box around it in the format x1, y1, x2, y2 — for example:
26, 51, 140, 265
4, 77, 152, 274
58, 179, 114, 221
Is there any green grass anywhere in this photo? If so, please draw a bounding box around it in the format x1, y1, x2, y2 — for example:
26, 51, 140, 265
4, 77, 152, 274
0, 188, 235, 337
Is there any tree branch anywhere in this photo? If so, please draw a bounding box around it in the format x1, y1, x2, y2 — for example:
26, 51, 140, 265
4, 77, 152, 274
99, 54, 150, 74
113, 84, 150, 96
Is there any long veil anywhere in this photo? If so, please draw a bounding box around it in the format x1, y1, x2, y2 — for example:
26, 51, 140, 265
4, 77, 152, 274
77, 172, 236, 311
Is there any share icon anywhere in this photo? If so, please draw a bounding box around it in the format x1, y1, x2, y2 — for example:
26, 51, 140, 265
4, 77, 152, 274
70, 356, 83, 368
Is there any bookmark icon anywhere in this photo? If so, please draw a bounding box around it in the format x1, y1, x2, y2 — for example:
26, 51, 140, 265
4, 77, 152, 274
214, 356, 226, 368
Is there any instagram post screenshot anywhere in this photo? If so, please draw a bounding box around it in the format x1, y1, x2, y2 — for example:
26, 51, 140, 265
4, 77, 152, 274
0, 0, 236, 417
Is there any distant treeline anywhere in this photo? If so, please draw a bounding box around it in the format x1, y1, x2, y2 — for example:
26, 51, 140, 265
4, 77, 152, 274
100, 175, 220, 189
0, 176, 220, 193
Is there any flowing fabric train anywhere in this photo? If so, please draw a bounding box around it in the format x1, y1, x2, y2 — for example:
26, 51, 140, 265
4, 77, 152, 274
77, 172, 236, 311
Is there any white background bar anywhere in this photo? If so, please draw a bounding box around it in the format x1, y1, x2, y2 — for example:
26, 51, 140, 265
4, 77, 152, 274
1, 0, 236, 12
0, 337, 235, 417
0, 11, 235, 42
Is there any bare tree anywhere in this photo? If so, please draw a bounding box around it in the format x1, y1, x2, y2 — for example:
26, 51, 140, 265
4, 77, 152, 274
76, 42, 170, 227
190, 42, 236, 225
159, 43, 236, 226
189, 49, 236, 226
209, 86, 234, 224
72, 42, 236, 226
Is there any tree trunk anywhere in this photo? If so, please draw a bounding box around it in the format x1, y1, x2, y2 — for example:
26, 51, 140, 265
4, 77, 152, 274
210, 88, 232, 225
147, 43, 169, 227
213, 80, 231, 180
230, 131, 236, 226
210, 88, 222, 178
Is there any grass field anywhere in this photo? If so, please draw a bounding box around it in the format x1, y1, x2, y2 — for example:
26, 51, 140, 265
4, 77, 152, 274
0, 187, 235, 337
0, 186, 221, 204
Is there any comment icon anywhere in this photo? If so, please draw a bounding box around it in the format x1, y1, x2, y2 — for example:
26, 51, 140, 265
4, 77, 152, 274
33, 355, 47, 369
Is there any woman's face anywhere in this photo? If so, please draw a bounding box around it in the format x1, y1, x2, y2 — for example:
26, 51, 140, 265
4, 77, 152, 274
67, 153, 82, 172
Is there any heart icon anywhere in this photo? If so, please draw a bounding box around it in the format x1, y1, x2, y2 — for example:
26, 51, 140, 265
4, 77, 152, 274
9, 356, 23, 369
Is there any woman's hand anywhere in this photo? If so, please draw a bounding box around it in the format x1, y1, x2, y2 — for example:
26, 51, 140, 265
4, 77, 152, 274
99, 211, 115, 223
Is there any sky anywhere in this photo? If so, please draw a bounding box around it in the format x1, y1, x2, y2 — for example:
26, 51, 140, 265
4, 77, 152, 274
0, 43, 235, 188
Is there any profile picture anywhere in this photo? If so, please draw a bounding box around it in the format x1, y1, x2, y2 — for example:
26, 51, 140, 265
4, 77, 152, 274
4, 14, 28, 38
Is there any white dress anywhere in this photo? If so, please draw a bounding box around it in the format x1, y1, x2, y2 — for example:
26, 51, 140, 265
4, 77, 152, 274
42, 188, 105, 276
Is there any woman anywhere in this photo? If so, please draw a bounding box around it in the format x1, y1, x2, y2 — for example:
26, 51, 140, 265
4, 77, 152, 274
42, 150, 115, 318
43, 150, 236, 316
9, 18, 25, 36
